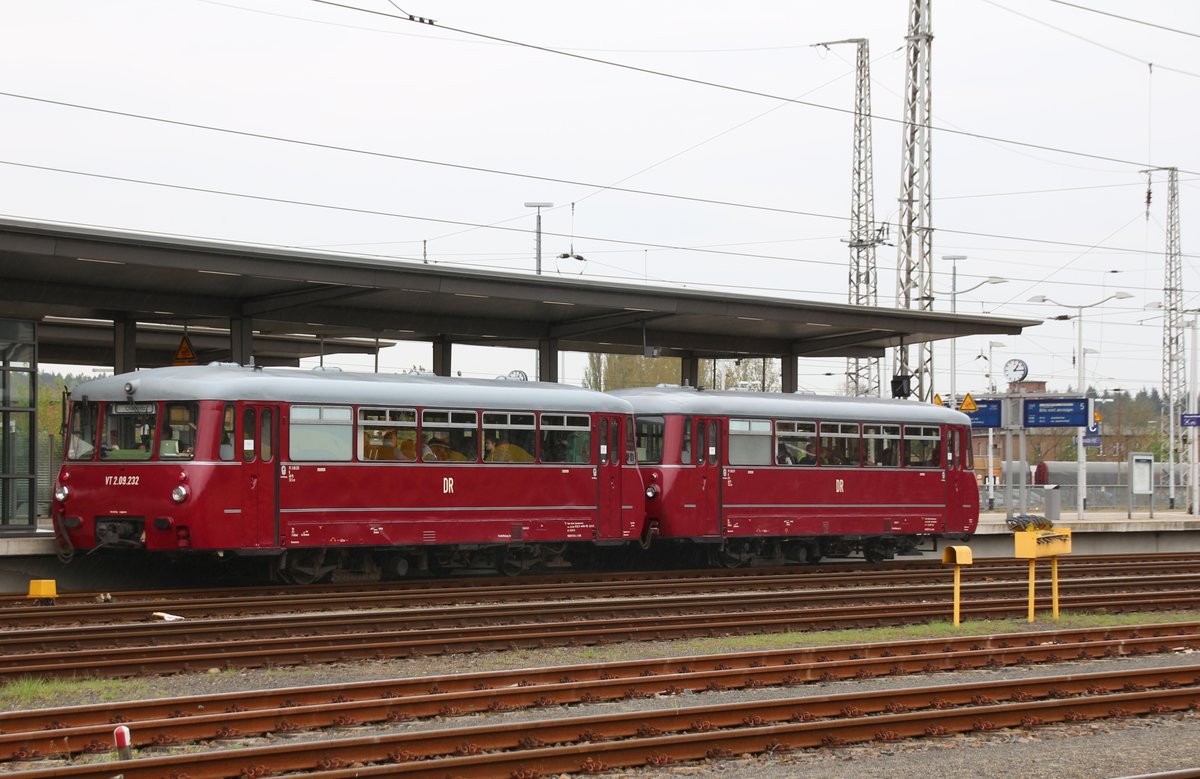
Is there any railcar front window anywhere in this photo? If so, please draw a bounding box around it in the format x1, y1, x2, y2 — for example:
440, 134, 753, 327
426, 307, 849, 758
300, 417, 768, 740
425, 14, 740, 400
728, 418, 771, 465
100, 402, 157, 461
289, 405, 353, 461
634, 416, 664, 464
158, 402, 197, 459
66, 401, 99, 460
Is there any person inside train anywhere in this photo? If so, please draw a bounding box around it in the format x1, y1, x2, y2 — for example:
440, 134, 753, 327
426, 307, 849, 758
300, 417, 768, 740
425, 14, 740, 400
798, 442, 817, 465
484, 436, 510, 462
776, 442, 793, 465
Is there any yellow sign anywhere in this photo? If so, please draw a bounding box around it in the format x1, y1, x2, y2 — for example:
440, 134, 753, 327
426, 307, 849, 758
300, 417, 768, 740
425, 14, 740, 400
1095, 410, 1102, 423
959, 392, 978, 412
174, 335, 197, 366
932, 394, 944, 407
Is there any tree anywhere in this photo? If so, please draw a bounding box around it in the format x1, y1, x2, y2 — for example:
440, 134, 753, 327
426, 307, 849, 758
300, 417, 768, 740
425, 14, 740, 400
583, 353, 680, 391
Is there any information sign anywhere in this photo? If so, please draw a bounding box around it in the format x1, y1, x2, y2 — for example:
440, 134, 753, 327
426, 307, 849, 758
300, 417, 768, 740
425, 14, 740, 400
1183, 413, 1200, 428
1023, 398, 1090, 428
1082, 434, 1101, 447
963, 398, 1001, 429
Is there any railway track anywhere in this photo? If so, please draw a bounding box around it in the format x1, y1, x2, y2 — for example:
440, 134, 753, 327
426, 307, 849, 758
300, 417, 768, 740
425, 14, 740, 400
6, 555, 1200, 628
5, 584, 1200, 680
4, 621, 1198, 761
6, 659, 1199, 777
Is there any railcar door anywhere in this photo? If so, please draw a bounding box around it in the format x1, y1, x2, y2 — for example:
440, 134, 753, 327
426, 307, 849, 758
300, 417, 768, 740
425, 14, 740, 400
242, 404, 281, 548
596, 415, 623, 539
945, 426, 977, 532
695, 416, 723, 536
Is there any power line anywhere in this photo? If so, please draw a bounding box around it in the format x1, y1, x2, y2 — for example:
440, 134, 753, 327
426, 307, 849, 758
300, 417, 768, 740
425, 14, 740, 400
305, 0, 1199, 173
1044, 0, 1200, 40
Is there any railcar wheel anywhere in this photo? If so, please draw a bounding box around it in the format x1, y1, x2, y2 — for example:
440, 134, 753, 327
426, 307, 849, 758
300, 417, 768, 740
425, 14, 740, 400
709, 544, 751, 568
499, 545, 543, 577
283, 549, 335, 584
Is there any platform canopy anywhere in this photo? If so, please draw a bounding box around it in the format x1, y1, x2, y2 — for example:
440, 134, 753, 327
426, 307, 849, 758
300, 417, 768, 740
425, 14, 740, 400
0, 216, 1036, 378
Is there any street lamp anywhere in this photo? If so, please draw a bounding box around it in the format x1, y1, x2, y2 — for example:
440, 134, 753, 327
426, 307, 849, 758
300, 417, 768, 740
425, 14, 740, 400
939, 254, 1005, 407
1028, 291, 1134, 517
984, 339, 1006, 510
524, 202, 553, 275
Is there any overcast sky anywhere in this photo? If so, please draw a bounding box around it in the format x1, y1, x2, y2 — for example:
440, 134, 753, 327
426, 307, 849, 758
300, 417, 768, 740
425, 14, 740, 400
4, 0, 1199, 395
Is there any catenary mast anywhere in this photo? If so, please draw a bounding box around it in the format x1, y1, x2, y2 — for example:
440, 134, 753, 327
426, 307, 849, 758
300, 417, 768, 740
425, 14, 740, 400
893, 0, 934, 400
817, 38, 884, 397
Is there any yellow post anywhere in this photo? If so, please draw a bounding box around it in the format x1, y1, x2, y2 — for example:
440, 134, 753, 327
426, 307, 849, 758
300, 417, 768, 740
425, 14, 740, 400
1051, 555, 1059, 620
1028, 559, 1036, 623
941, 546, 972, 628
953, 564, 961, 626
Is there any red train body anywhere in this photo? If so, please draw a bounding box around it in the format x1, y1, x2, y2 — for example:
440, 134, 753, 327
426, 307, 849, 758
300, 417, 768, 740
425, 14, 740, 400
613, 386, 978, 565
53, 365, 978, 579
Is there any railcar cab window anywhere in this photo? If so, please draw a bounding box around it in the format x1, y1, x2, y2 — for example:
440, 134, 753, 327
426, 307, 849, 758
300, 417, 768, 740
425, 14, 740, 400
289, 405, 353, 461
421, 409, 478, 462
863, 424, 901, 466
158, 402, 197, 459
634, 416, 664, 464
728, 418, 772, 466
904, 425, 942, 467
100, 402, 156, 461
220, 404, 236, 461
540, 414, 590, 463
359, 407, 418, 461
776, 420, 816, 465
819, 422, 860, 466
482, 411, 536, 462
66, 400, 99, 460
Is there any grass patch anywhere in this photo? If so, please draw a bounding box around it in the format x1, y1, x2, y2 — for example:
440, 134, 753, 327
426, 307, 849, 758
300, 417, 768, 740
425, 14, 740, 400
0, 675, 153, 710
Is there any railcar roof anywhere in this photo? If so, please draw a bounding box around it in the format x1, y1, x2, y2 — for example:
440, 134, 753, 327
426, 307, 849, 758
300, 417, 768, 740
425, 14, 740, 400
610, 385, 970, 425
71, 365, 635, 413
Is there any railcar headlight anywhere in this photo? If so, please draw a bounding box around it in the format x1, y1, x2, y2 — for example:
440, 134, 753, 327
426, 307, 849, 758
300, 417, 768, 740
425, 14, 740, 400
54, 484, 70, 502
171, 485, 189, 503
645, 484, 660, 499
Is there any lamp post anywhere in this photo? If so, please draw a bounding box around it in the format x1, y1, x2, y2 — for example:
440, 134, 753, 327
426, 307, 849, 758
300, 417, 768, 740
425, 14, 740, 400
1028, 291, 1134, 517
986, 340, 1006, 510
935, 257, 1004, 407
1192, 317, 1198, 516
524, 202, 553, 275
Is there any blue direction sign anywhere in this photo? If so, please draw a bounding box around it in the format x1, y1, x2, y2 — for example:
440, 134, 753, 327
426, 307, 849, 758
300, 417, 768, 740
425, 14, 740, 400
1023, 398, 1090, 428
1183, 413, 1200, 428
1082, 434, 1102, 447
963, 398, 1002, 429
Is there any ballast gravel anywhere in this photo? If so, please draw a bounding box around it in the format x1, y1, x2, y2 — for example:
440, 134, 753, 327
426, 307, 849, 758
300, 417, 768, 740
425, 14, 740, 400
9, 639, 1200, 777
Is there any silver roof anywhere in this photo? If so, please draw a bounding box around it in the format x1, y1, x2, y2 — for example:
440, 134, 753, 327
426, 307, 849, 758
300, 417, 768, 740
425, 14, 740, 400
610, 386, 971, 425
71, 364, 635, 414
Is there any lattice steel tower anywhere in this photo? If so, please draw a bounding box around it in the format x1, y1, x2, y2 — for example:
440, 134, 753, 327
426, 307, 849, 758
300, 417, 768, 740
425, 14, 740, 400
1159, 167, 1186, 507
817, 38, 884, 397
893, 0, 934, 400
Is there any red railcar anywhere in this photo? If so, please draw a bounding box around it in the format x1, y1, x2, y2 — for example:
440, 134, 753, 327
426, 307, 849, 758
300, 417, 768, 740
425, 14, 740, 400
611, 386, 978, 565
53, 365, 645, 580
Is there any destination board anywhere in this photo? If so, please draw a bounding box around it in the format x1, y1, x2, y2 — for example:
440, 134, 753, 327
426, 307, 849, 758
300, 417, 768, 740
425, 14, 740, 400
1023, 398, 1090, 428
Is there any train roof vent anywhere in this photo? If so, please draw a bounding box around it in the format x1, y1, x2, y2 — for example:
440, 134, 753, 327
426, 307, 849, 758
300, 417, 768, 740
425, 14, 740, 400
310, 366, 343, 372
206, 361, 241, 368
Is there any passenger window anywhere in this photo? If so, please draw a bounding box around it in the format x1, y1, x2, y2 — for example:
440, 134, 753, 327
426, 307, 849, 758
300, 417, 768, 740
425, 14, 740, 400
539, 414, 591, 463
680, 416, 692, 464
634, 416, 665, 464
696, 421, 706, 465
707, 420, 719, 464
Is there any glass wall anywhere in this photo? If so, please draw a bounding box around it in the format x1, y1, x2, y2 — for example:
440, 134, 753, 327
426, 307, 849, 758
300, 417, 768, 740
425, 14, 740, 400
0, 319, 36, 533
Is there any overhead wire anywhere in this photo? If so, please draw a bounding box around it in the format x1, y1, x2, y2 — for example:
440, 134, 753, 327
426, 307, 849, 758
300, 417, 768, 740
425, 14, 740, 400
305, 0, 1198, 174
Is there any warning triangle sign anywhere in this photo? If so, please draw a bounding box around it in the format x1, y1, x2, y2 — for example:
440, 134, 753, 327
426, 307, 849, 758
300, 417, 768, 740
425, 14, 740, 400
174, 335, 197, 366
959, 392, 978, 412
932, 394, 944, 407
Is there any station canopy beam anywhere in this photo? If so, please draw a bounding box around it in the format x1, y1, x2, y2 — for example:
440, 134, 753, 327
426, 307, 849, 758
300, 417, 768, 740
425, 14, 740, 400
0, 217, 1036, 379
